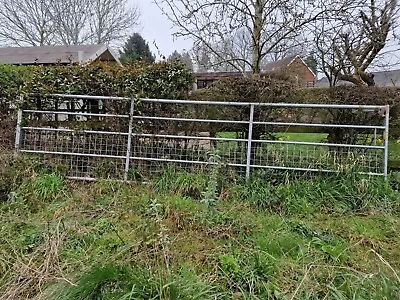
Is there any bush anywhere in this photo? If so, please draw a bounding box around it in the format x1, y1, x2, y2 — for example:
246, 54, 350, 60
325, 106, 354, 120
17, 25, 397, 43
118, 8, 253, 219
192, 78, 400, 140
0, 61, 195, 111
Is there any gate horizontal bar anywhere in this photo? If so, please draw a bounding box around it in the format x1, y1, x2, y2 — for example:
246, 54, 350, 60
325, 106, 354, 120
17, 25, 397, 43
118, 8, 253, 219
22, 127, 129, 136
130, 156, 246, 168
20, 149, 126, 159
50, 94, 132, 101
249, 164, 383, 176
23, 110, 129, 118
48, 94, 387, 109
252, 139, 385, 149
133, 115, 249, 124
252, 121, 386, 129
138, 99, 387, 109
135, 133, 247, 142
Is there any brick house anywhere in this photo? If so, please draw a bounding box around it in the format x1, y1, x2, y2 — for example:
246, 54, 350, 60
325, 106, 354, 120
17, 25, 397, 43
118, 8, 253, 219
196, 55, 316, 89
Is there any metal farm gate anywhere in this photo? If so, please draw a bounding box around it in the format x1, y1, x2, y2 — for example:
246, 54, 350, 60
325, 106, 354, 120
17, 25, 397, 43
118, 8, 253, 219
15, 94, 390, 180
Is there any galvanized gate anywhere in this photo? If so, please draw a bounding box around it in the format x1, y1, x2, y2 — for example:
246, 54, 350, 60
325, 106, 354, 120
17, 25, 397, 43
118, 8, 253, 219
15, 94, 390, 180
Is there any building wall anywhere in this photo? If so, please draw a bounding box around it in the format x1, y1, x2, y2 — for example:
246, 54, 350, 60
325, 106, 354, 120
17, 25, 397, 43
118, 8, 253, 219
286, 57, 316, 86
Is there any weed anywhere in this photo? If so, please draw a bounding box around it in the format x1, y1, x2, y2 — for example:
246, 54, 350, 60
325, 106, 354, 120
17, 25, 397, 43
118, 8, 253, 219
58, 264, 134, 300
94, 161, 120, 179
146, 199, 171, 268
1, 173, 65, 214
201, 150, 222, 207
232, 178, 279, 211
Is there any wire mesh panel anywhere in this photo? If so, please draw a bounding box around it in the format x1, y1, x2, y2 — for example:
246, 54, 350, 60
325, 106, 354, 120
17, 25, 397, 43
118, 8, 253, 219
17, 95, 131, 180
15, 94, 390, 180
250, 105, 388, 176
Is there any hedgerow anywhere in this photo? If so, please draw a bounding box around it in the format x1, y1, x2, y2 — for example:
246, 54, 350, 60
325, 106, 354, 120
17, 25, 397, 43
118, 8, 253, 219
0, 61, 195, 107
191, 77, 400, 139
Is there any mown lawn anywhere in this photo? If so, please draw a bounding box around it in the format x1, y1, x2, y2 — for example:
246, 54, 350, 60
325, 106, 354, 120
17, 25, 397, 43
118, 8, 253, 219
0, 153, 400, 299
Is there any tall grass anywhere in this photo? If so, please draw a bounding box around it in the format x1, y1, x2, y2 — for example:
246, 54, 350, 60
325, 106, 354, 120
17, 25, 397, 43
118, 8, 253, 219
232, 172, 400, 215
1, 153, 400, 299
56, 263, 223, 300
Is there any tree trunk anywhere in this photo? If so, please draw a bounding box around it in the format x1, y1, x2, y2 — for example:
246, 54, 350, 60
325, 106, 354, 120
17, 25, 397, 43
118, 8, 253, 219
336, 71, 375, 86
251, 0, 263, 74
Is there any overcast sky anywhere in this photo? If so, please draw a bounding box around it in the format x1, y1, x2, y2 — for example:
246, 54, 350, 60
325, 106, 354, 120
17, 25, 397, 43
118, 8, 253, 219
134, 1, 193, 60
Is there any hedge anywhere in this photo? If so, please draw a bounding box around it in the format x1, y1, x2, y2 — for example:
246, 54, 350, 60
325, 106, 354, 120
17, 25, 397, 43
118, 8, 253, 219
0, 61, 195, 149
0, 61, 195, 108
190, 78, 400, 138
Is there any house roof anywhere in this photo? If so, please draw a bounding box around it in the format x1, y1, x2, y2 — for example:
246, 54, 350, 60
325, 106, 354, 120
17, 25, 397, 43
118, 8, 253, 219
261, 55, 317, 78
373, 69, 400, 86
195, 55, 316, 80
261, 56, 297, 72
316, 69, 400, 87
0, 44, 121, 65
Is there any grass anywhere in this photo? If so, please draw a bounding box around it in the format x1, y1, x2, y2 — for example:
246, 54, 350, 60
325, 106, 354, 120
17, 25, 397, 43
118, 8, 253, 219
0, 153, 400, 299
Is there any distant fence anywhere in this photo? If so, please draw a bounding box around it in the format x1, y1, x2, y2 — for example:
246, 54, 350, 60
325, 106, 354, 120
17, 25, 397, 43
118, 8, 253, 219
15, 94, 390, 180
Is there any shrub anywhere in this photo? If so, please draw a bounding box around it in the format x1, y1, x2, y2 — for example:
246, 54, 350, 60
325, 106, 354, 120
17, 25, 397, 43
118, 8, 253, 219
192, 78, 400, 141
0, 61, 195, 112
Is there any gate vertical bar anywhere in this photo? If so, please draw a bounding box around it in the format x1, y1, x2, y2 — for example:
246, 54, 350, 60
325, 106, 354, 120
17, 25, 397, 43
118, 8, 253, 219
123, 98, 135, 181
383, 104, 390, 178
245, 104, 255, 180
15, 108, 23, 151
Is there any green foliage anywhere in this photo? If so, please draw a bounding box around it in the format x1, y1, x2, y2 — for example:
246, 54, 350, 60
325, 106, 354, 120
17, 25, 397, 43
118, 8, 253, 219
0, 64, 30, 100
219, 254, 241, 276
59, 264, 134, 300
0, 61, 195, 110
155, 168, 206, 199
193, 77, 296, 103
120, 33, 155, 64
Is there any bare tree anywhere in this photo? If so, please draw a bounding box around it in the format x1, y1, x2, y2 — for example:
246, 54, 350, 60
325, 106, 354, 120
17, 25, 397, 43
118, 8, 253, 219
50, 0, 92, 45
0, 0, 139, 46
313, 0, 399, 86
88, 0, 140, 45
192, 30, 251, 73
0, 0, 54, 46
154, 0, 348, 74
